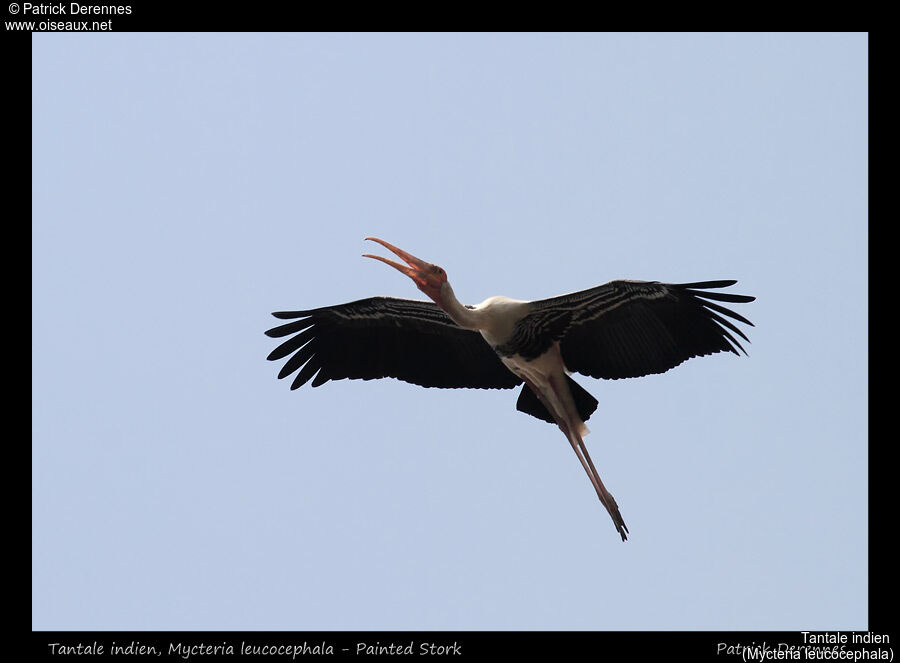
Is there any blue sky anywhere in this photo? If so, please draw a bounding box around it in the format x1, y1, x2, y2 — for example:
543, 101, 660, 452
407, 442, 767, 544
32, 33, 868, 630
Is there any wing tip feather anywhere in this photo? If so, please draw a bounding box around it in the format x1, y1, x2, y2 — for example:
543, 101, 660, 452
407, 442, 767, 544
272, 310, 312, 320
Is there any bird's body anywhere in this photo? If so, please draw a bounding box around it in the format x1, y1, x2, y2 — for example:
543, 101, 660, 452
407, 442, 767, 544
445, 296, 531, 347
266, 238, 755, 541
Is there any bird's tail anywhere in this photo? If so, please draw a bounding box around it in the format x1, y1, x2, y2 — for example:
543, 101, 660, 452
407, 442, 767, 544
516, 375, 598, 428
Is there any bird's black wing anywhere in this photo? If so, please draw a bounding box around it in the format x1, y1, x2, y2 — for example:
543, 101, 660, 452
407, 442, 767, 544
265, 296, 523, 390
500, 280, 755, 380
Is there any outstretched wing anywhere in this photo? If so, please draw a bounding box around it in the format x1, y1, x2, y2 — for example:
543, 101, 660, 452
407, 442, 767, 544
500, 280, 755, 380
265, 296, 523, 390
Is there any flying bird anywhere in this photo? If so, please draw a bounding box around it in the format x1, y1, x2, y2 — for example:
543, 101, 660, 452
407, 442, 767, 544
266, 237, 755, 541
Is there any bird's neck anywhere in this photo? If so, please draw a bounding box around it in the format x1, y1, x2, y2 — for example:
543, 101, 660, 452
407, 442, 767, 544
438, 283, 482, 331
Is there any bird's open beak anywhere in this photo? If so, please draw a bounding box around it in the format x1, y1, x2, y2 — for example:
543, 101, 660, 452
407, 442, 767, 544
363, 237, 442, 294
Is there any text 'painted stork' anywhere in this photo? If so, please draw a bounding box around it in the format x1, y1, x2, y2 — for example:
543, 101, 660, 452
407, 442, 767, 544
266, 237, 755, 541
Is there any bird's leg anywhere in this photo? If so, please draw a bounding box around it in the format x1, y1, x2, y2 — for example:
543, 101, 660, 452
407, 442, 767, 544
573, 436, 629, 541
523, 374, 629, 541
554, 393, 629, 541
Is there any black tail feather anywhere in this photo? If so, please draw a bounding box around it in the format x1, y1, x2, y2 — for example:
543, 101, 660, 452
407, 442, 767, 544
516, 375, 599, 425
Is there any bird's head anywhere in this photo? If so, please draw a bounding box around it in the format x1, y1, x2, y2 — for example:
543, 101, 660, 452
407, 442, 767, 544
363, 237, 449, 306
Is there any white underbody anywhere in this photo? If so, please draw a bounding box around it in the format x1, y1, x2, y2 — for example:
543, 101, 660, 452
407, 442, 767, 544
468, 295, 530, 347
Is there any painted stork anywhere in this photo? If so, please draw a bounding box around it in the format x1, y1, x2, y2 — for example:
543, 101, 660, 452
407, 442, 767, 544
265, 237, 755, 541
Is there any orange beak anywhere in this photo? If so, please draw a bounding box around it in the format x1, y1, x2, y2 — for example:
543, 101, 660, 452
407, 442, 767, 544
363, 237, 445, 302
